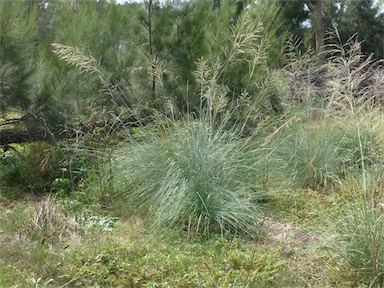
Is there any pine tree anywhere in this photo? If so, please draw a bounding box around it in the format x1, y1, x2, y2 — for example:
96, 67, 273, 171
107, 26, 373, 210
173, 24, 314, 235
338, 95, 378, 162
337, 0, 384, 58
0, 1, 37, 113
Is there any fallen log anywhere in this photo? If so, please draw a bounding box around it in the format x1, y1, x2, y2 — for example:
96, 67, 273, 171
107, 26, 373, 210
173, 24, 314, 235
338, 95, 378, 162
0, 108, 156, 146
0, 128, 55, 146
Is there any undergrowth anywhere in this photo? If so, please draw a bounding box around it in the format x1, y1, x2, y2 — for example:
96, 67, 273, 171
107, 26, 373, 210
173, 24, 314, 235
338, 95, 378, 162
115, 119, 265, 239
272, 116, 383, 190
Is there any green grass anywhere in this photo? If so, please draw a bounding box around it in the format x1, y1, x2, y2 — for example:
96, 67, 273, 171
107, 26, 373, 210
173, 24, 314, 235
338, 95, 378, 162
0, 185, 350, 287
270, 117, 383, 190
328, 165, 384, 287
68, 235, 291, 287
0, 199, 295, 287
114, 119, 265, 238
331, 200, 384, 287
0, 141, 361, 288
2, 115, 384, 287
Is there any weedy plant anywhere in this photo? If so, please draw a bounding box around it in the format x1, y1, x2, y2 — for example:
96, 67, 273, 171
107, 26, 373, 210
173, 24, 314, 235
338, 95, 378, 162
29, 195, 78, 245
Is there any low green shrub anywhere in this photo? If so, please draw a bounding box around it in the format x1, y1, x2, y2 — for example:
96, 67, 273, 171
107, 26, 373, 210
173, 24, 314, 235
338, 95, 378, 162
67, 237, 290, 287
0, 143, 57, 195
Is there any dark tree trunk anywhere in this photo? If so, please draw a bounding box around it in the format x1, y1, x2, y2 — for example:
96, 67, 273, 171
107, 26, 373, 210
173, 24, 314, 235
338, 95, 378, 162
309, 0, 325, 56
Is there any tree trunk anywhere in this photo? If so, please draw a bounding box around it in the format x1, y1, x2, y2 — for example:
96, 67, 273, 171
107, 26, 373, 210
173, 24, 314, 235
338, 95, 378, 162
146, 0, 156, 100
309, 0, 325, 56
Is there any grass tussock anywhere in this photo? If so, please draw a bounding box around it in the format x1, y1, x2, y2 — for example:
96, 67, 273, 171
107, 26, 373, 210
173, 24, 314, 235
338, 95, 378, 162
329, 164, 384, 287
273, 122, 348, 189
271, 115, 384, 190
335, 201, 384, 287
115, 119, 265, 238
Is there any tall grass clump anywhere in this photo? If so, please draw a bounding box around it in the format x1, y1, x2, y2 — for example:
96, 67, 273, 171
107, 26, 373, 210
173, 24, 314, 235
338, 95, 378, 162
324, 28, 378, 115
340, 116, 384, 171
271, 122, 349, 189
330, 114, 384, 288
282, 35, 319, 107
112, 14, 283, 239
318, 27, 384, 287
271, 116, 383, 190
115, 119, 264, 238
331, 171, 384, 287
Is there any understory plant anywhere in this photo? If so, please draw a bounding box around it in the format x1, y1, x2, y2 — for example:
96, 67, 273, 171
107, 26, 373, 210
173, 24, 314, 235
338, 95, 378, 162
272, 122, 348, 189
331, 172, 384, 287
321, 29, 384, 286
71, 237, 289, 287
271, 114, 383, 191
115, 119, 264, 238
112, 13, 282, 239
